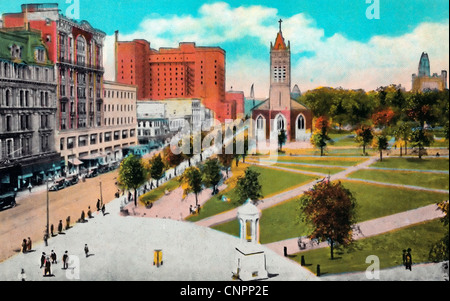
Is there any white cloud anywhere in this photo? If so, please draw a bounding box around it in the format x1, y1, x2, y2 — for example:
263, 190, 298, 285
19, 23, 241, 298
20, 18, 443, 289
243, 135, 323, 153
103, 2, 449, 97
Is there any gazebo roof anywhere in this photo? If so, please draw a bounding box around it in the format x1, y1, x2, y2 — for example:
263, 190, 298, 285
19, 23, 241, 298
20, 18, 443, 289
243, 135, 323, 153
237, 199, 260, 216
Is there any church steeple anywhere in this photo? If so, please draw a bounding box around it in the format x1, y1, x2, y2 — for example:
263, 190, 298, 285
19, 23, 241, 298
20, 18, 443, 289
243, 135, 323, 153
272, 19, 289, 50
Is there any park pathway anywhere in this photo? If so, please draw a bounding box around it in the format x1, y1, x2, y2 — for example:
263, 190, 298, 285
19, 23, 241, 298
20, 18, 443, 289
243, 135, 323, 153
264, 202, 446, 257
195, 156, 379, 228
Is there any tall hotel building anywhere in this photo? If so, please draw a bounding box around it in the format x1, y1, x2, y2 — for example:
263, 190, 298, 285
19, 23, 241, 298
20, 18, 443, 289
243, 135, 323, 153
3, 4, 137, 171
115, 32, 242, 123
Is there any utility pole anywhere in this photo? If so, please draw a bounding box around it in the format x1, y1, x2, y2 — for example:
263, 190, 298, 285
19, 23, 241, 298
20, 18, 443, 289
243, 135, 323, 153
100, 181, 103, 207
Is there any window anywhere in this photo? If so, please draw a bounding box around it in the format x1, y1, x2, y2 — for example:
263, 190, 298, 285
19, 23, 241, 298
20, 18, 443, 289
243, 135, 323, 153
78, 135, 88, 147
67, 137, 75, 149
104, 132, 112, 142
114, 131, 120, 141
90, 134, 97, 145
60, 138, 65, 151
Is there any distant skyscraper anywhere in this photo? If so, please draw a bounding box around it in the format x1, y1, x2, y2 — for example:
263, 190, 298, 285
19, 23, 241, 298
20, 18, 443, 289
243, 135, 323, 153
412, 52, 447, 92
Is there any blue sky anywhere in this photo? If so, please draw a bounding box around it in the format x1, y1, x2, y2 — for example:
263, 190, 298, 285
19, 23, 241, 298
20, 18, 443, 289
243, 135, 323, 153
1, 1, 449, 97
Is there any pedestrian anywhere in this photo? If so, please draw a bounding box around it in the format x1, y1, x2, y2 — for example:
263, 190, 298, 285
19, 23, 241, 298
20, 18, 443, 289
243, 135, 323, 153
80, 210, 85, 222
58, 220, 63, 233
62, 251, 69, 270
27, 237, 32, 251
44, 256, 51, 276
66, 216, 71, 230
402, 249, 407, 266
21, 239, 27, 253
43, 233, 48, 247
40, 252, 46, 268
50, 224, 54, 236
19, 268, 26, 281
189, 205, 193, 215
51, 250, 57, 264
96, 199, 101, 211
405, 248, 412, 271
28, 183, 32, 193
88, 206, 93, 218
84, 244, 89, 258
101, 204, 106, 216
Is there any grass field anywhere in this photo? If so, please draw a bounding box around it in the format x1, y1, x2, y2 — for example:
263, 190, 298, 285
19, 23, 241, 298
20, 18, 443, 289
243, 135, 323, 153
186, 164, 316, 222
370, 157, 449, 171
292, 219, 447, 275
256, 156, 369, 167
348, 169, 449, 190
139, 177, 182, 204
212, 180, 448, 243
272, 163, 345, 175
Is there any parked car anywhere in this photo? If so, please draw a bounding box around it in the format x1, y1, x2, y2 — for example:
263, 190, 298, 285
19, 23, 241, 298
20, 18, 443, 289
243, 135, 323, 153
0, 192, 16, 210
49, 178, 66, 191
86, 168, 98, 178
65, 175, 79, 187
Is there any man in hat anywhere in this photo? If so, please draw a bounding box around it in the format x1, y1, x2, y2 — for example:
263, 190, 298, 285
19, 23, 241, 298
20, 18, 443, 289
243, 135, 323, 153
40, 252, 46, 268
62, 251, 69, 270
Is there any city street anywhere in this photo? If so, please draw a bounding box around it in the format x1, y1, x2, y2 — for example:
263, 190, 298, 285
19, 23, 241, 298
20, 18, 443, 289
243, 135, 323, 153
0, 170, 119, 262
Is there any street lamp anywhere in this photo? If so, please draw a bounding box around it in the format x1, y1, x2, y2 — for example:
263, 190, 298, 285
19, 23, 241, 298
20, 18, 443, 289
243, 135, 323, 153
99, 181, 103, 208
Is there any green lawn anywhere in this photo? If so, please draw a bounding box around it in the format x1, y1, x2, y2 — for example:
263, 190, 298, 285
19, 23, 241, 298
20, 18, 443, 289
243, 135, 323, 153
370, 157, 449, 171
348, 169, 449, 190
269, 156, 369, 167
292, 219, 447, 275
139, 177, 182, 204
212, 180, 448, 243
273, 163, 345, 175
187, 165, 316, 222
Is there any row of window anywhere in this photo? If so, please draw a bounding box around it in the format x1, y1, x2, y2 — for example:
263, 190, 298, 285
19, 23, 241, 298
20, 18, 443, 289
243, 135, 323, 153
0, 62, 54, 82
0, 89, 53, 108
60, 129, 136, 150
1, 114, 53, 133
104, 116, 135, 126
0, 134, 52, 160
104, 89, 136, 100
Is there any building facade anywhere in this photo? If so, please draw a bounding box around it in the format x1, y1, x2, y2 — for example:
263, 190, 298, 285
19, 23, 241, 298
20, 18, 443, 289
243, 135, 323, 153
115, 32, 237, 123
412, 52, 448, 92
2, 3, 109, 172
0, 28, 60, 193
251, 20, 312, 142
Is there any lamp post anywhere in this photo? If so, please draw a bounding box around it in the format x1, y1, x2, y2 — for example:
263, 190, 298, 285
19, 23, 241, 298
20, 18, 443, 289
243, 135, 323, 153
46, 172, 49, 237
99, 181, 103, 207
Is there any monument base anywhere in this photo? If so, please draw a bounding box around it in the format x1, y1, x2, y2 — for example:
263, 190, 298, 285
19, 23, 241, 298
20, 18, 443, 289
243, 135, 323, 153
234, 243, 268, 281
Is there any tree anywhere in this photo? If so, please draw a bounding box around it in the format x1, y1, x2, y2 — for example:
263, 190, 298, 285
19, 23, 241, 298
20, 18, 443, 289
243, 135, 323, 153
278, 129, 287, 152
163, 144, 184, 176
429, 200, 449, 262
299, 180, 357, 259
311, 116, 332, 156
410, 127, 433, 159
149, 154, 165, 187
182, 166, 203, 206
236, 167, 263, 204
373, 135, 389, 161
393, 121, 413, 156
118, 154, 147, 207
217, 143, 234, 177
355, 125, 374, 155
202, 158, 222, 195
371, 108, 395, 130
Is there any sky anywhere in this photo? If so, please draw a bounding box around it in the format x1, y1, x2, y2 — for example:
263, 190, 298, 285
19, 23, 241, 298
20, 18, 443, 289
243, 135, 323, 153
1, 0, 449, 98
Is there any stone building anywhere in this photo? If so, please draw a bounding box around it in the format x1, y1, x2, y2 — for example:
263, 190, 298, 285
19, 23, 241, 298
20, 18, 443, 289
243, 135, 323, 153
0, 28, 60, 193
411, 52, 447, 92
251, 20, 312, 142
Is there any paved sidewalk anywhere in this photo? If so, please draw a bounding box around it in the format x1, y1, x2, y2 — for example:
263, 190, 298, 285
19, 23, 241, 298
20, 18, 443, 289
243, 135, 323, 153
195, 156, 379, 228
264, 203, 446, 257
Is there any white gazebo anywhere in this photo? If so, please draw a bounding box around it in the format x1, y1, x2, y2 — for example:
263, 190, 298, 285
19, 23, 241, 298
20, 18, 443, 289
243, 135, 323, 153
234, 199, 268, 281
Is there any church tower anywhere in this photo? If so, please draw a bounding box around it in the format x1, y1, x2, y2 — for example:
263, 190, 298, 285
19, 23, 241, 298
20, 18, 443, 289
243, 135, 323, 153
269, 19, 291, 111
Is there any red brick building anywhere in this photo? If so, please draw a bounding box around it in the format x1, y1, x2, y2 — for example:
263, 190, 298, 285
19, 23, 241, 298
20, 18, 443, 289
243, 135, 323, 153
252, 20, 312, 142
115, 32, 238, 123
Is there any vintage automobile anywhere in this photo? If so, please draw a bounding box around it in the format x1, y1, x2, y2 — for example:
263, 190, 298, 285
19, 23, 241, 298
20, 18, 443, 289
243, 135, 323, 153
0, 192, 17, 210
86, 168, 98, 179
65, 175, 79, 187
49, 178, 66, 191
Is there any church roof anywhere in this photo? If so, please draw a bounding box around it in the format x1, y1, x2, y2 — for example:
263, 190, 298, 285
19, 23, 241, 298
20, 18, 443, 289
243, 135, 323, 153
273, 31, 288, 50
251, 98, 309, 111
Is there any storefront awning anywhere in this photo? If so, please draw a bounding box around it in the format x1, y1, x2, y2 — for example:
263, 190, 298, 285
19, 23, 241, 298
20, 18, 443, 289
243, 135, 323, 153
69, 158, 84, 166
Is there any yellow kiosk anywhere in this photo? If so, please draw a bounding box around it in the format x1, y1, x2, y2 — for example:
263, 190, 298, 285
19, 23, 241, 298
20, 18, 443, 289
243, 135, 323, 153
153, 249, 163, 267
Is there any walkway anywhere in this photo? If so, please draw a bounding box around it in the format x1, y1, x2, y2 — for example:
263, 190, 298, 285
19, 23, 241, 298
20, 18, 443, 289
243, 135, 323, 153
195, 156, 379, 228
264, 203, 446, 257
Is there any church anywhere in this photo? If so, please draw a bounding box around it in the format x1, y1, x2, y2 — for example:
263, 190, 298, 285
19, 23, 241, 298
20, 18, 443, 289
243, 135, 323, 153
251, 20, 312, 142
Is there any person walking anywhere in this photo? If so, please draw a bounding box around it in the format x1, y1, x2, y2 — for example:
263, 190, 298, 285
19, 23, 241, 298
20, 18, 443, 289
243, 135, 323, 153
51, 250, 57, 264
43, 233, 48, 247
62, 251, 69, 270
101, 204, 106, 216
40, 252, 46, 268
58, 220, 63, 233
96, 199, 101, 212
66, 216, 71, 230
50, 224, 54, 236
84, 244, 89, 258
80, 210, 85, 222
21, 239, 27, 253
27, 237, 32, 252
88, 206, 93, 219
44, 256, 51, 276
405, 248, 412, 271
